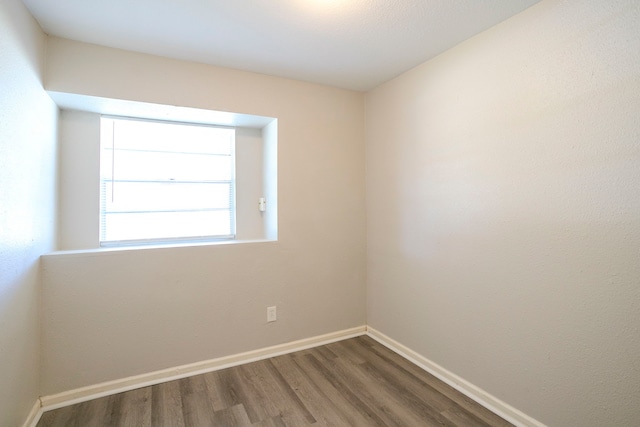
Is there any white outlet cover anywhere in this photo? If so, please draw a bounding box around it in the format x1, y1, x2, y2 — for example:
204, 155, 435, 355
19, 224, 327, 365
267, 306, 276, 322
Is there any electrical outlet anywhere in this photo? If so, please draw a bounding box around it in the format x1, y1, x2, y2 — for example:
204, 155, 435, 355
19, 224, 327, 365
267, 306, 277, 322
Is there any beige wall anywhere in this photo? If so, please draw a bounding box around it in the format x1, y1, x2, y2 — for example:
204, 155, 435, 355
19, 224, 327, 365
365, 0, 640, 426
57, 110, 99, 250
41, 38, 366, 395
0, 0, 58, 425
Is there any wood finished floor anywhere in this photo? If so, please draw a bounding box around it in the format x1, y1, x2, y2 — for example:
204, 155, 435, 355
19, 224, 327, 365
38, 336, 513, 427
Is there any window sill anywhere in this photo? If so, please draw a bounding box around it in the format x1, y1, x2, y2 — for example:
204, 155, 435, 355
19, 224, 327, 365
43, 238, 277, 258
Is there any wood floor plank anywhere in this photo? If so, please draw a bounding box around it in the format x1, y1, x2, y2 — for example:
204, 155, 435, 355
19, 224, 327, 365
103, 392, 125, 425
116, 386, 151, 427
291, 351, 384, 426
151, 380, 185, 427
37, 337, 514, 427
252, 415, 288, 427
346, 338, 460, 412
441, 405, 494, 427
269, 353, 355, 426
234, 361, 281, 423
313, 343, 339, 361
301, 352, 389, 426
69, 395, 111, 427
331, 353, 449, 426
325, 339, 369, 365
202, 368, 243, 412
178, 375, 216, 426
357, 360, 458, 426
210, 403, 253, 426
314, 351, 410, 426
238, 359, 313, 425
263, 358, 317, 423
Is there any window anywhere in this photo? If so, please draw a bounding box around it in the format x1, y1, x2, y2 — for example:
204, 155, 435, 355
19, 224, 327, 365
100, 116, 236, 246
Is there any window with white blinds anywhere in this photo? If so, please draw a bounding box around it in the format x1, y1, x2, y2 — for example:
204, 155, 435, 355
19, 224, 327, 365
100, 116, 236, 246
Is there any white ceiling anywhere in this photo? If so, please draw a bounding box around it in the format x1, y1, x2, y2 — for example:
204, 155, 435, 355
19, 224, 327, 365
21, 0, 541, 91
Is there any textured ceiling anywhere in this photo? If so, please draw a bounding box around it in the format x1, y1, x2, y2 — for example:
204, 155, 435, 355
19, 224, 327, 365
21, 0, 541, 91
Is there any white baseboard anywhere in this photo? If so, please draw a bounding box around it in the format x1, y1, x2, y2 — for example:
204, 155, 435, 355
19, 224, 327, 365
366, 327, 546, 427
39, 326, 366, 412
21, 399, 43, 427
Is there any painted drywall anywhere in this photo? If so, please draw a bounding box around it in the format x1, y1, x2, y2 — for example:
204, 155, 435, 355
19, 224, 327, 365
57, 110, 269, 249
365, 0, 640, 426
262, 120, 278, 241
0, 0, 58, 425
235, 127, 267, 241
41, 38, 366, 395
57, 110, 100, 249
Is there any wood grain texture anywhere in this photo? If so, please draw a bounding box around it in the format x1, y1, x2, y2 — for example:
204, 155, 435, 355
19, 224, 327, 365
37, 336, 513, 426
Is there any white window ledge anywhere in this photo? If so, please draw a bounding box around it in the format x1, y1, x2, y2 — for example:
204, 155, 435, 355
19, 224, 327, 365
42, 238, 277, 258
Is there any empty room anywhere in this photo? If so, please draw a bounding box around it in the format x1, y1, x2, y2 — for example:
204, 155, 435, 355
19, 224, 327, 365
1, 0, 638, 426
